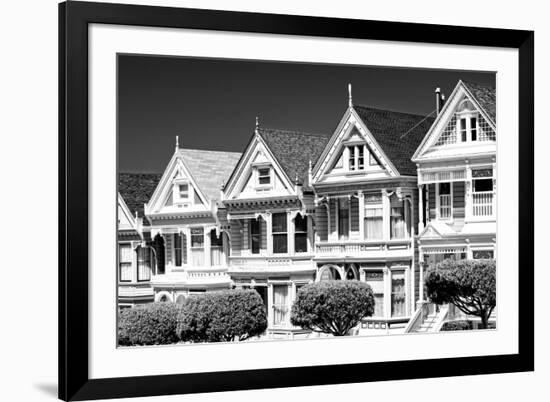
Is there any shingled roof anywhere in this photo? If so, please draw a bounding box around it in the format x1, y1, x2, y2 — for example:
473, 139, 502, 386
119, 173, 162, 222
178, 148, 242, 202
462, 80, 496, 123
257, 128, 330, 188
354, 106, 435, 176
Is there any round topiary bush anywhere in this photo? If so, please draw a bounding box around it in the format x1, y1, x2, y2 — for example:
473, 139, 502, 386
177, 289, 267, 343
290, 280, 375, 336
118, 302, 182, 346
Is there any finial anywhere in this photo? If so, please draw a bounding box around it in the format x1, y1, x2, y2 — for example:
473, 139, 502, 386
175, 135, 179, 152
348, 83, 353, 107
295, 173, 300, 185
220, 180, 225, 190
255, 116, 259, 130
308, 159, 312, 171
135, 210, 138, 219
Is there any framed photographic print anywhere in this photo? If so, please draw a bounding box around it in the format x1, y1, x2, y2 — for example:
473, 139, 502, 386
59, 1, 534, 400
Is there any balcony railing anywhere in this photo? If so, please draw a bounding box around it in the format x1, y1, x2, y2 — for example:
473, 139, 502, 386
472, 191, 494, 217
439, 194, 451, 219
315, 239, 412, 258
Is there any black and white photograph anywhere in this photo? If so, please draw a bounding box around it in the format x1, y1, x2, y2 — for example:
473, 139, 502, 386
116, 55, 497, 346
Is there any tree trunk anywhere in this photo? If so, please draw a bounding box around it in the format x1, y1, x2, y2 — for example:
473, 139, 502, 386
479, 311, 489, 329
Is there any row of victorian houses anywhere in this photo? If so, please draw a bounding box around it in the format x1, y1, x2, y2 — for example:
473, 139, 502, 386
117, 80, 497, 337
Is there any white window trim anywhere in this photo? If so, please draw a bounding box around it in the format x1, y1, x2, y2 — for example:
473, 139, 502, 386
435, 182, 453, 221
173, 179, 193, 205
363, 203, 384, 240
456, 109, 479, 143
253, 164, 273, 191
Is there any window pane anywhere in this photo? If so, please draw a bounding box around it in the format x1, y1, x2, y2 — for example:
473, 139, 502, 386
348, 146, 355, 170
272, 213, 287, 233
391, 206, 406, 239
439, 182, 451, 195
191, 228, 204, 247
460, 118, 467, 141
273, 285, 289, 326
137, 247, 151, 281
338, 199, 349, 240
358, 146, 364, 169
250, 219, 261, 254
273, 234, 288, 254
210, 229, 223, 246
474, 178, 493, 192
258, 168, 270, 185
294, 214, 307, 232
365, 271, 384, 317
472, 168, 493, 178
470, 117, 477, 141
391, 271, 406, 317
365, 208, 383, 239
174, 233, 182, 266
295, 233, 307, 253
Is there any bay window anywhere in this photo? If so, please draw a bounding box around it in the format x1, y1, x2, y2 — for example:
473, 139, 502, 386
137, 246, 152, 281
210, 229, 223, 266
190, 227, 204, 266
364, 207, 383, 240
250, 218, 261, 254
390, 202, 407, 239
294, 214, 308, 253
391, 270, 406, 318
272, 213, 288, 254
119, 243, 132, 282
338, 198, 350, 240
472, 168, 494, 217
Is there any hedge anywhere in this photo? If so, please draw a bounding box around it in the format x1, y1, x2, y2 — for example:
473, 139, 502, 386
118, 302, 182, 346
177, 289, 267, 342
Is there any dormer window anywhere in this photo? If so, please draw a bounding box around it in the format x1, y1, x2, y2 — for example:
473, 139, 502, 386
258, 167, 271, 185
178, 184, 189, 199
346, 145, 368, 171
457, 99, 479, 143
173, 180, 192, 205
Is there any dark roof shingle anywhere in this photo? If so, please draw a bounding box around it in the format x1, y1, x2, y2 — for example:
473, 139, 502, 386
119, 173, 162, 222
258, 128, 329, 187
462, 81, 496, 123
354, 106, 435, 176
178, 148, 242, 202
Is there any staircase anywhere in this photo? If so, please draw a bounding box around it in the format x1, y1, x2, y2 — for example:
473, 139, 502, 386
404, 302, 448, 333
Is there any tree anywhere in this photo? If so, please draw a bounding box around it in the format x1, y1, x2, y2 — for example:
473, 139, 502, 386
424, 259, 496, 329
290, 280, 375, 336
177, 289, 267, 342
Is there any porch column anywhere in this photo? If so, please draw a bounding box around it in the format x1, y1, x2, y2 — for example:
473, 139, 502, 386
419, 252, 424, 301
204, 228, 212, 267
358, 191, 365, 240
382, 189, 390, 240
425, 184, 430, 223
418, 185, 424, 231
287, 211, 295, 255
326, 197, 331, 240
266, 212, 273, 255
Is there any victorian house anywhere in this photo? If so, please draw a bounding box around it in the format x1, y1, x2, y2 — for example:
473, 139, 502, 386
407, 80, 496, 331
117, 173, 161, 307
221, 122, 328, 338
310, 86, 434, 330
142, 143, 241, 303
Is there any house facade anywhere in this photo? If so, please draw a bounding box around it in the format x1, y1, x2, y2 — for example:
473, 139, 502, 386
221, 124, 327, 338
408, 81, 496, 330
310, 89, 434, 329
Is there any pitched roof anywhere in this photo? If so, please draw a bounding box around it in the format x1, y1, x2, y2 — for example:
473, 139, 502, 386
257, 128, 330, 187
353, 106, 435, 176
178, 148, 242, 202
119, 173, 162, 222
462, 81, 496, 123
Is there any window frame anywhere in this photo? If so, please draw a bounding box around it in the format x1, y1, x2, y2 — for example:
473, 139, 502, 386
364, 204, 383, 240
257, 167, 271, 186
118, 243, 133, 282
294, 214, 308, 253
436, 181, 453, 220
271, 212, 288, 254
249, 218, 261, 254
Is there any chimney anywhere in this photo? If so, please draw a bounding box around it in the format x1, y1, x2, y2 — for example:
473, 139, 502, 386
435, 87, 442, 115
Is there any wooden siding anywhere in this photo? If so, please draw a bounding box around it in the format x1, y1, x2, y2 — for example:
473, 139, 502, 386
453, 181, 465, 219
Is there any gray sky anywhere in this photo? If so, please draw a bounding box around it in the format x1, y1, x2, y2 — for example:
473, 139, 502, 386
118, 55, 495, 173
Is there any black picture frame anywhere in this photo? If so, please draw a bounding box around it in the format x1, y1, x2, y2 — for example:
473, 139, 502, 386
59, 1, 534, 400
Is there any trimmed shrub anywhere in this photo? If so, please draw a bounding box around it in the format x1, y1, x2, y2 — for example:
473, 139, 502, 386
290, 280, 375, 336
441, 320, 473, 331
425, 259, 496, 329
177, 289, 267, 342
118, 302, 182, 346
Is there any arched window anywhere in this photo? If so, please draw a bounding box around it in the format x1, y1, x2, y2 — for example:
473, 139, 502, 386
159, 295, 169, 303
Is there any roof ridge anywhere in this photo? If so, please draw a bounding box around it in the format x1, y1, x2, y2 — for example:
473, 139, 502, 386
354, 104, 432, 119
461, 79, 496, 89
258, 127, 329, 138
178, 147, 242, 155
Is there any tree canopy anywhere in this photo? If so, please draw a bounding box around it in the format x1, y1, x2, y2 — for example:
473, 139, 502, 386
290, 280, 375, 336
425, 259, 496, 329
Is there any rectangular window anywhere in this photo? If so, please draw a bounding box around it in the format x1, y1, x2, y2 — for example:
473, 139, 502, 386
294, 214, 308, 253
438, 182, 451, 219
348, 146, 356, 170
391, 270, 406, 318
272, 213, 288, 254
473, 250, 495, 259
391, 204, 406, 239
338, 198, 349, 240
364, 207, 383, 239
119, 244, 132, 282
174, 233, 182, 266
190, 227, 204, 266
357, 146, 364, 170
460, 118, 467, 142
210, 229, 223, 266
273, 284, 289, 326
365, 270, 384, 317
470, 117, 478, 141
250, 219, 261, 254
178, 183, 189, 199
258, 168, 271, 185
137, 247, 151, 281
